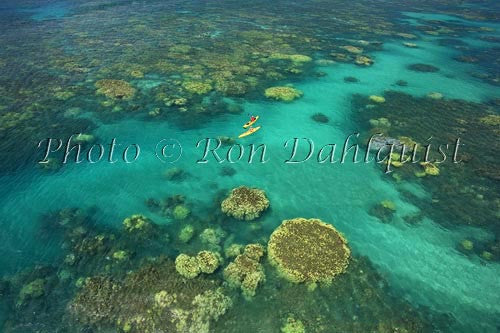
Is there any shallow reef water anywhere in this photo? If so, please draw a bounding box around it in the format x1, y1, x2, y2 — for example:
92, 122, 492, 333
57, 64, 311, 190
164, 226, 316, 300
0, 0, 499, 332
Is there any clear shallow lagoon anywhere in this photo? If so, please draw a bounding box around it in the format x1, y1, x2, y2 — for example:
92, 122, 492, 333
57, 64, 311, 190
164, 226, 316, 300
0, 1, 499, 332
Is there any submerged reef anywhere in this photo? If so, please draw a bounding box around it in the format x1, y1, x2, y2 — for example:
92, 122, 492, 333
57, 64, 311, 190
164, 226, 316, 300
2, 203, 453, 332
221, 186, 270, 221
123, 214, 156, 239
264, 86, 303, 102
214, 256, 448, 332
95, 79, 136, 99
369, 200, 397, 223
268, 218, 351, 283
175, 251, 221, 278
354, 91, 500, 238
69, 257, 231, 333
311, 113, 329, 123
223, 244, 266, 299
407, 63, 440, 73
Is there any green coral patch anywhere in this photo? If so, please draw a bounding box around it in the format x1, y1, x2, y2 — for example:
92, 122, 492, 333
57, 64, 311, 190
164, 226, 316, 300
268, 218, 350, 283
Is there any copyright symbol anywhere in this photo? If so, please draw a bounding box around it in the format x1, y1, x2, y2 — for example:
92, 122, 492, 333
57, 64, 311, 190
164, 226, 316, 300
155, 139, 182, 163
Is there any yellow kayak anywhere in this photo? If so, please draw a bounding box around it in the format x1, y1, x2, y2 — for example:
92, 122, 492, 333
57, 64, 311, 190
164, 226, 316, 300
238, 126, 261, 138
243, 116, 259, 128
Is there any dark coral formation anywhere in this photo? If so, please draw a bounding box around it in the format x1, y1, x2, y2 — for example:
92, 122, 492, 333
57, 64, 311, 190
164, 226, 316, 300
221, 186, 270, 221
407, 63, 440, 72
223, 244, 266, 298
311, 113, 330, 123
268, 218, 350, 283
69, 258, 232, 332
354, 91, 500, 237
214, 257, 450, 332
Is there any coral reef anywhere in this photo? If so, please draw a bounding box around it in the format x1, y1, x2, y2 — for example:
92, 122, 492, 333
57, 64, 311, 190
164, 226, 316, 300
200, 228, 226, 250
69, 258, 231, 332
220, 166, 236, 177
123, 214, 155, 237
223, 244, 266, 298
179, 225, 195, 243
460, 239, 474, 251
353, 91, 500, 230
268, 218, 350, 283
17, 278, 46, 307
311, 113, 329, 123
197, 251, 222, 274
281, 316, 306, 333
95, 79, 136, 99
427, 92, 443, 100
173, 204, 191, 220
403, 42, 418, 48
344, 76, 359, 83
270, 53, 313, 63
265, 86, 303, 102
221, 186, 270, 221
176, 251, 221, 278
369, 200, 397, 223
340, 45, 363, 54
176, 253, 202, 278
112, 250, 129, 261
407, 63, 440, 73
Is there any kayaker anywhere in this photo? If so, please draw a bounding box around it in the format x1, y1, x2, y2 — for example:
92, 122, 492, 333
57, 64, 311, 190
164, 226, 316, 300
250, 115, 257, 122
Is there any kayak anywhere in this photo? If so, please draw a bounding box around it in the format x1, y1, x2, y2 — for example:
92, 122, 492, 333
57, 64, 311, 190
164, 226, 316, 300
238, 126, 261, 138
243, 116, 259, 128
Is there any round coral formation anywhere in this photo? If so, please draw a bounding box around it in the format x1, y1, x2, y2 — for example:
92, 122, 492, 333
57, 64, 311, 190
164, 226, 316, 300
243, 243, 265, 261
420, 162, 440, 176
224, 244, 243, 258
176, 251, 221, 278
369, 95, 385, 103
221, 186, 270, 221
200, 228, 225, 248
17, 278, 46, 306
427, 92, 443, 100
123, 214, 152, 233
265, 86, 303, 102
223, 243, 266, 298
178, 225, 195, 243
460, 239, 474, 251
173, 204, 190, 220
196, 251, 221, 274
407, 63, 440, 73
268, 218, 350, 283
112, 250, 129, 261
175, 254, 201, 279
479, 115, 500, 126
95, 79, 136, 99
